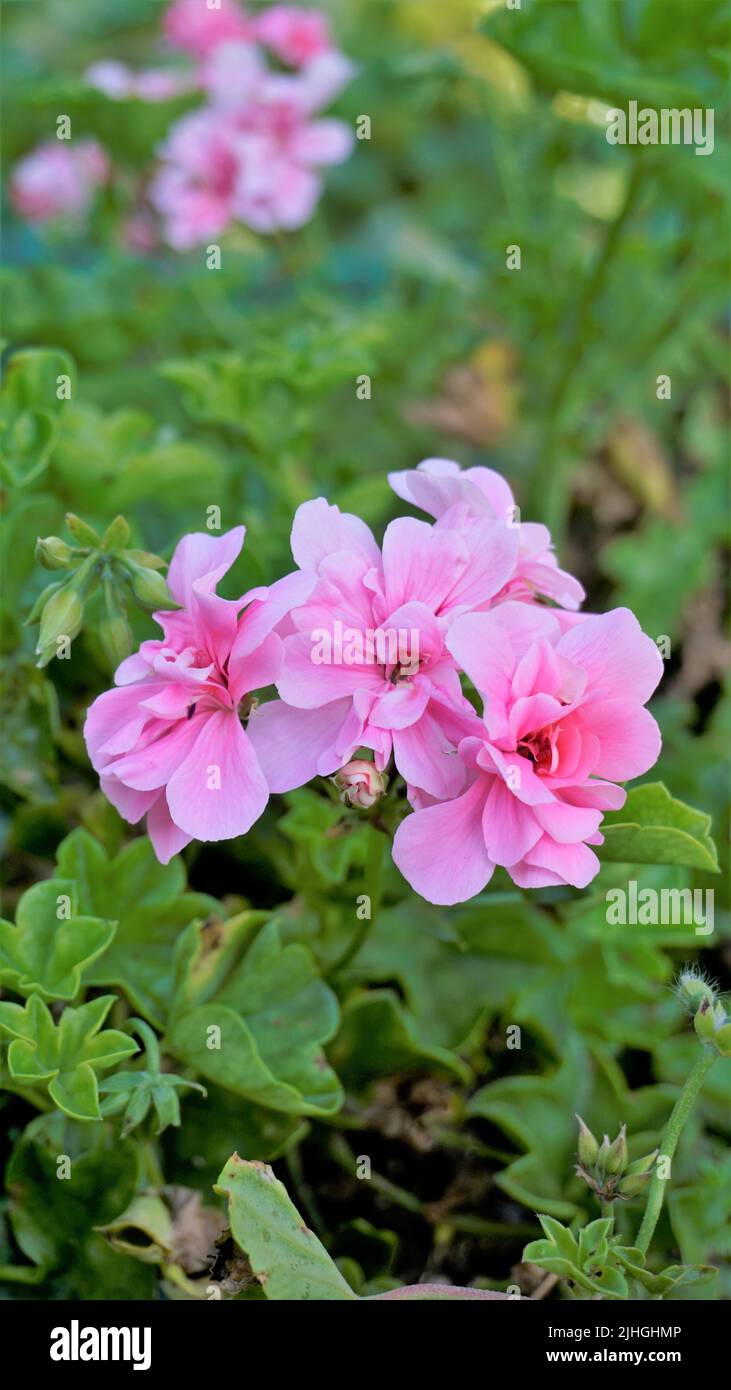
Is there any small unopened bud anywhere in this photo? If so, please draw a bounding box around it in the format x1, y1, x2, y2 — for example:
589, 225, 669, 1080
675, 968, 717, 1014
99, 573, 133, 671
36, 535, 74, 570
618, 1165, 655, 1198
575, 1115, 598, 1167
694, 997, 718, 1044
715, 1022, 731, 1057
36, 584, 84, 666
65, 512, 101, 547
35, 552, 98, 666
102, 515, 131, 552
125, 548, 166, 570
605, 1124, 628, 1175
623, 1149, 658, 1181
333, 760, 388, 809
594, 1134, 611, 1178
120, 558, 177, 611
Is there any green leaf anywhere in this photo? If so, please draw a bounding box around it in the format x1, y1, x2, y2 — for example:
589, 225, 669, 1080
599, 783, 719, 871
0, 878, 115, 1002
215, 1154, 357, 1300
167, 913, 342, 1117
0, 994, 137, 1121
352, 894, 555, 1052
55, 829, 219, 1025
3, 1111, 152, 1297
99, 1067, 205, 1137
329, 989, 469, 1089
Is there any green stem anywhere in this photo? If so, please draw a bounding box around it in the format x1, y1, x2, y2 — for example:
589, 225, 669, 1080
532, 156, 644, 541
126, 1017, 161, 1073
635, 1051, 716, 1257
329, 826, 385, 976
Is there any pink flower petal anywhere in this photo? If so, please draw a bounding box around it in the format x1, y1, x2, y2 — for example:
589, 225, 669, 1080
392, 778, 494, 905
246, 697, 352, 790
166, 709, 268, 840
557, 608, 664, 705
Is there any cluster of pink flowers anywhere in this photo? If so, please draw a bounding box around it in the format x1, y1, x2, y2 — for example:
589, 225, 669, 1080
9, 3, 353, 247
85, 459, 663, 902
10, 140, 109, 224
150, 1, 354, 246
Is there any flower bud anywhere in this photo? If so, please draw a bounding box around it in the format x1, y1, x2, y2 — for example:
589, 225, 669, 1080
120, 558, 177, 611
36, 584, 84, 666
99, 574, 133, 672
102, 515, 131, 552
65, 512, 101, 547
125, 548, 166, 570
618, 1167, 655, 1198
333, 759, 388, 809
575, 1115, 598, 1167
605, 1124, 628, 1175
675, 968, 717, 1014
714, 1022, 731, 1057
594, 1134, 611, 1179
623, 1149, 658, 1180
35, 535, 74, 570
694, 997, 718, 1044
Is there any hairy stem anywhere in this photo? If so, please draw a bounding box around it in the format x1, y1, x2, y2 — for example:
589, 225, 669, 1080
635, 1051, 716, 1257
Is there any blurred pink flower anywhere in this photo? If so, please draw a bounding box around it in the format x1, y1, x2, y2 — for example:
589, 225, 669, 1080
10, 139, 109, 224
150, 42, 354, 243
389, 457, 585, 610
163, 0, 250, 58
85, 60, 194, 102
85, 527, 312, 864
393, 603, 663, 903
254, 5, 332, 66
247, 498, 514, 800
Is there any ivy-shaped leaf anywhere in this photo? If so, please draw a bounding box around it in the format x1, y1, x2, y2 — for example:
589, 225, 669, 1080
0, 879, 115, 1002
54, 829, 219, 1026
329, 989, 469, 1090
98, 1019, 205, 1136
598, 783, 719, 872
215, 1154, 357, 1300
523, 1215, 629, 1299
215, 1155, 517, 1301
2, 1111, 152, 1298
0, 994, 137, 1121
166, 912, 342, 1117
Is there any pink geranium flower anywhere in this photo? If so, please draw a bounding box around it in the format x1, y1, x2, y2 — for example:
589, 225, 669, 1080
247, 498, 517, 800
254, 5, 332, 67
150, 41, 353, 244
389, 457, 585, 611
163, 0, 251, 58
10, 140, 109, 224
84, 527, 311, 864
393, 603, 663, 903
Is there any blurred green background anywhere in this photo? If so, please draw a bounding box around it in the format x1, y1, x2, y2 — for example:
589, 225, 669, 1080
1, 0, 729, 1300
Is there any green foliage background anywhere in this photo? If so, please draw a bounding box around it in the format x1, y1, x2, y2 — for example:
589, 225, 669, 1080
0, 0, 729, 1300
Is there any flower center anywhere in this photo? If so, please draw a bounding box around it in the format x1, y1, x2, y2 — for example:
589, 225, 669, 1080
518, 724, 560, 774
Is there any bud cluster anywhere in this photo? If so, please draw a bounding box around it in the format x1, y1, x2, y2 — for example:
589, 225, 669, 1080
674, 968, 731, 1057
28, 513, 177, 669
575, 1116, 658, 1202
